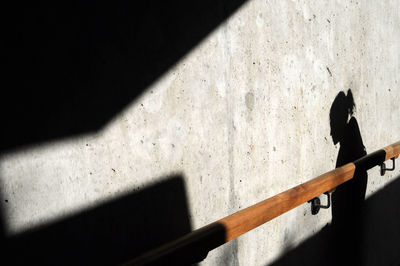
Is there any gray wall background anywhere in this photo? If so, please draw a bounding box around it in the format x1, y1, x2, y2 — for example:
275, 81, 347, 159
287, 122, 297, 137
1, 0, 399, 265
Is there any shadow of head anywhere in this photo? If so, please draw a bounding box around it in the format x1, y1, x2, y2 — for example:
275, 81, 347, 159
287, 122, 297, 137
329, 89, 355, 145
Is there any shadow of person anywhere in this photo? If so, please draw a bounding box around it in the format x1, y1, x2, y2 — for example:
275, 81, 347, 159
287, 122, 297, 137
269, 90, 398, 266
329, 89, 367, 266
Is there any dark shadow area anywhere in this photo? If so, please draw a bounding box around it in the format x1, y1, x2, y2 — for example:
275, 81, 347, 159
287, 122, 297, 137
269, 175, 400, 266
0, 198, 7, 264
1, 175, 200, 265
329, 89, 368, 265
0, 2, 239, 263
0, 0, 247, 152
361, 175, 400, 266
129, 222, 227, 266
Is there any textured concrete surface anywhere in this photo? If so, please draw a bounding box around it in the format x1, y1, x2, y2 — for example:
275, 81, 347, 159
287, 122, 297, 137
1, 0, 400, 265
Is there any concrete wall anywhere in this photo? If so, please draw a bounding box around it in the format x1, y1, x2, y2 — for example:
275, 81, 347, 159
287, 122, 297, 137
1, 1, 399, 265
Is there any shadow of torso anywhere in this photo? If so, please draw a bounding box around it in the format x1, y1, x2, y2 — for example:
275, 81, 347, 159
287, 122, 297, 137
331, 116, 367, 265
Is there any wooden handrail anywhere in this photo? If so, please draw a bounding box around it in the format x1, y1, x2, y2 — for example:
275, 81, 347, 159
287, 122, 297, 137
383, 141, 400, 160
123, 141, 400, 266
219, 163, 355, 242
